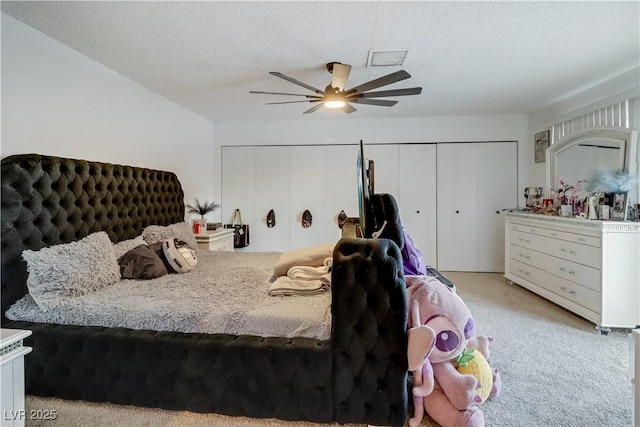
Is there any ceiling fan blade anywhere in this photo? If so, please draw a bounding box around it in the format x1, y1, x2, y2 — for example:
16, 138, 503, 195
330, 63, 351, 92
349, 98, 398, 107
345, 70, 411, 95
250, 90, 322, 98
269, 72, 324, 94
342, 103, 357, 114
303, 103, 324, 114
353, 87, 422, 98
266, 100, 319, 105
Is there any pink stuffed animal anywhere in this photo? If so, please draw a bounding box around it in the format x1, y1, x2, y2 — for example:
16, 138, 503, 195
406, 275, 501, 427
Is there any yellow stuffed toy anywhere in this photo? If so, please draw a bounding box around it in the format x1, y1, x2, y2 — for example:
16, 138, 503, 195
456, 347, 493, 403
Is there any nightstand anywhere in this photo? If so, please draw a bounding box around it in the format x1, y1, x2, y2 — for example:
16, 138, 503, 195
1, 328, 32, 427
194, 228, 235, 251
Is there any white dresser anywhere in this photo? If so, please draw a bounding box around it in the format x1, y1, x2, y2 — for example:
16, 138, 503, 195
194, 228, 235, 252
504, 213, 640, 333
1, 329, 32, 427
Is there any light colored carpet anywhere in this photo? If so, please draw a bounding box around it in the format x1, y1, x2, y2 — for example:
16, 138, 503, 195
25, 272, 634, 427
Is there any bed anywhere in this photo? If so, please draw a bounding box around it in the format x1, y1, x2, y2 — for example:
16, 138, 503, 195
1, 154, 409, 426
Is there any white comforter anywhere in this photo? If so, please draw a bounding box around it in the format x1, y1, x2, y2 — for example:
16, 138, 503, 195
6, 251, 332, 340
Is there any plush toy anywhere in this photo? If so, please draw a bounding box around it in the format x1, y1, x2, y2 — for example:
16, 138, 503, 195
406, 275, 501, 427
456, 347, 493, 403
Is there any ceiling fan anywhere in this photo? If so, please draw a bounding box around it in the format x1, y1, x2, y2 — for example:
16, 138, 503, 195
250, 62, 422, 114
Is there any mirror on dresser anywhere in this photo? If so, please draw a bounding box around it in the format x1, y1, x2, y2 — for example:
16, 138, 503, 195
546, 127, 639, 206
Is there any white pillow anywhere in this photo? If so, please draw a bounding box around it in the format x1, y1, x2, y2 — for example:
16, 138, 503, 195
22, 231, 121, 311
142, 222, 198, 250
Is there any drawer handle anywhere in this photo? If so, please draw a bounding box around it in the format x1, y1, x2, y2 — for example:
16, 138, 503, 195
519, 238, 531, 244
551, 232, 558, 237
560, 287, 577, 296
560, 248, 577, 255
578, 238, 586, 242
559, 267, 576, 276
519, 254, 530, 260
518, 269, 530, 276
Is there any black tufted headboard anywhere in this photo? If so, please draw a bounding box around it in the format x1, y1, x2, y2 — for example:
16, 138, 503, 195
1, 154, 185, 321
367, 193, 405, 250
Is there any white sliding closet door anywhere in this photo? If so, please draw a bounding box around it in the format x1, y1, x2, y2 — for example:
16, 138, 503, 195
222, 144, 360, 252
364, 144, 399, 197
398, 144, 437, 267
474, 143, 518, 272
324, 144, 360, 243
436, 142, 517, 272
253, 146, 291, 252
289, 146, 328, 249
437, 143, 478, 270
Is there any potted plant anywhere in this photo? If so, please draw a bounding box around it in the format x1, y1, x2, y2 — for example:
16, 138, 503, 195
186, 199, 220, 231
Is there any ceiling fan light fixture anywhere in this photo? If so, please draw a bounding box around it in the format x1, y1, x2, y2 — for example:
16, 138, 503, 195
324, 100, 346, 109
324, 88, 346, 108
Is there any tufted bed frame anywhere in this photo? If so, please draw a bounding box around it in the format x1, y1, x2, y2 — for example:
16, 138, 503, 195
1, 154, 409, 426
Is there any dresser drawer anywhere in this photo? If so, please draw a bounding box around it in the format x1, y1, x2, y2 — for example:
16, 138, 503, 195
207, 239, 233, 251
546, 274, 601, 313
509, 230, 546, 252
195, 230, 235, 252
508, 259, 546, 285
546, 239, 601, 268
544, 254, 601, 292
544, 229, 600, 247
509, 222, 545, 235
509, 244, 545, 270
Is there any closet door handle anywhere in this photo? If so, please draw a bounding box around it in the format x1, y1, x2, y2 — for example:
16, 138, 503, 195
456, 210, 460, 214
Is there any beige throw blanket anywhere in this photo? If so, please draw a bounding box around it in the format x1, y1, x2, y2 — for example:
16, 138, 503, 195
269, 244, 335, 296
272, 243, 335, 277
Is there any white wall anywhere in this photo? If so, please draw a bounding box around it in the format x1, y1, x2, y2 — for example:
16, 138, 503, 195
214, 114, 531, 218
1, 14, 217, 223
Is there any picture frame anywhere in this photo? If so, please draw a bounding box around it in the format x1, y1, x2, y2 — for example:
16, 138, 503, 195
610, 191, 628, 221
534, 130, 550, 163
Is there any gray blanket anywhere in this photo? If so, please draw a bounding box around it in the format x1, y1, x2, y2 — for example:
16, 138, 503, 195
6, 251, 332, 340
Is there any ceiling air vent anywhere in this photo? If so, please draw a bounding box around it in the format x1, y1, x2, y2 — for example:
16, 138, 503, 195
366, 50, 409, 67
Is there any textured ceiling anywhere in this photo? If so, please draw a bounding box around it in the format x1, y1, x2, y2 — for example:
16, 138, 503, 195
2, 1, 639, 123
